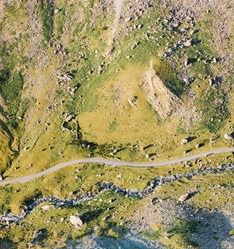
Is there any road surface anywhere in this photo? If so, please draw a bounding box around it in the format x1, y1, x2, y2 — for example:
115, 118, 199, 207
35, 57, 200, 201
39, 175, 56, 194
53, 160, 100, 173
0, 147, 233, 187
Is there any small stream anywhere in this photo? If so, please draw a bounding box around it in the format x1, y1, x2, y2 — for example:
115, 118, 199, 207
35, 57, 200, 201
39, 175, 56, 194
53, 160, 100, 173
0, 164, 233, 226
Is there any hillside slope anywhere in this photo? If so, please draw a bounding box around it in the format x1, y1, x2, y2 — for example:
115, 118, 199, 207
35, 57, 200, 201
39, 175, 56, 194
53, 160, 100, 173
0, 0, 233, 176
0, 0, 233, 248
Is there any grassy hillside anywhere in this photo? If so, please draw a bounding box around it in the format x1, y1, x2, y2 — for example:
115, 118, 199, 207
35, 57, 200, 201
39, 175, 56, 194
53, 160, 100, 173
0, 0, 233, 248
0, 0, 232, 176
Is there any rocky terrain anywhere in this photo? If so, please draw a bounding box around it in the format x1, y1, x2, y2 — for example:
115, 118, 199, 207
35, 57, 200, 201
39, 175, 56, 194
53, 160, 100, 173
0, 0, 233, 248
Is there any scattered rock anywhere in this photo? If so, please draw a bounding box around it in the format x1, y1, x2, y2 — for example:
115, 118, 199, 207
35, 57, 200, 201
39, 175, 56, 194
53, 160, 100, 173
185, 57, 197, 66
0, 173, 3, 181
116, 174, 123, 179
97, 65, 103, 75
191, 38, 201, 45
195, 143, 203, 149
209, 76, 222, 86
224, 133, 233, 140
181, 138, 188, 145
131, 42, 140, 49
183, 77, 195, 85
32, 229, 48, 244
164, 48, 173, 57
151, 197, 160, 205
128, 96, 138, 107
178, 191, 197, 203
148, 153, 157, 160
136, 24, 143, 29
64, 114, 75, 123
141, 62, 183, 119
41, 205, 52, 212
183, 39, 192, 47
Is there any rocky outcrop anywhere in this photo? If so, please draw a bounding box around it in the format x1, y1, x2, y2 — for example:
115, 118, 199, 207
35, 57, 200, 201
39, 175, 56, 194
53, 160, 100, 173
141, 63, 183, 119
178, 191, 197, 203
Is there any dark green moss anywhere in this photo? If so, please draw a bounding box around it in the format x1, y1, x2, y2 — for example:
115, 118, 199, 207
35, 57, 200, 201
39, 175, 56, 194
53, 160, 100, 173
0, 70, 24, 127
38, 0, 54, 43
200, 88, 229, 132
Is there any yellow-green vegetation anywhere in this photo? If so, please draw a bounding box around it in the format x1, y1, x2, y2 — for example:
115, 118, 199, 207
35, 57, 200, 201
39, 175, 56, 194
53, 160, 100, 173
0, 70, 24, 126
142, 229, 161, 241
0, 153, 233, 213
168, 219, 204, 248
0, 0, 233, 248
0, 0, 232, 178
0, 191, 135, 248
200, 88, 229, 132
157, 170, 234, 210
0, 127, 14, 172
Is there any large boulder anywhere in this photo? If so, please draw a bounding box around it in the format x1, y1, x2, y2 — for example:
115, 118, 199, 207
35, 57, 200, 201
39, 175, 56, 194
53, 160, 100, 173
178, 192, 197, 203
69, 215, 83, 228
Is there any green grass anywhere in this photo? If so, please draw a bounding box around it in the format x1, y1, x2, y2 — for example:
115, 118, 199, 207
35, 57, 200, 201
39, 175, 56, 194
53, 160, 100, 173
169, 219, 204, 248
0, 153, 233, 247
38, 0, 54, 43
17, 98, 32, 119
142, 229, 161, 241
200, 88, 229, 132
54, 7, 65, 39
0, 70, 24, 127
153, 58, 185, 96
170, 219, 204, 235
108, 119, 118, 132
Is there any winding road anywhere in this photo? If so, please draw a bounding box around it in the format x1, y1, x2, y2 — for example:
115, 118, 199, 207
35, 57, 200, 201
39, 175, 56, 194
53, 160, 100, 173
0, 147, 233, 187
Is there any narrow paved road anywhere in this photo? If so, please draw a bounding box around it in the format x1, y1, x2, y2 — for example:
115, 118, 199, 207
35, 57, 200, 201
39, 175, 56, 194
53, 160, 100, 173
0, 147, 233, 187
